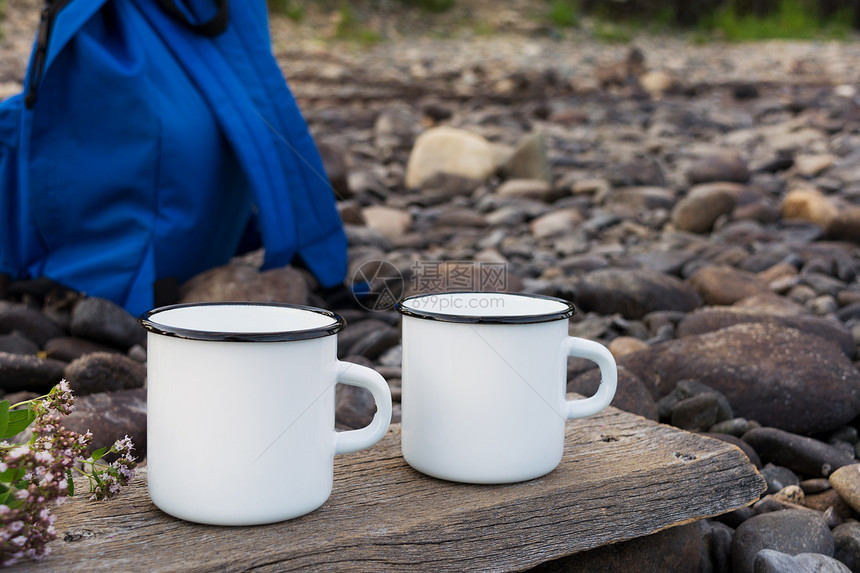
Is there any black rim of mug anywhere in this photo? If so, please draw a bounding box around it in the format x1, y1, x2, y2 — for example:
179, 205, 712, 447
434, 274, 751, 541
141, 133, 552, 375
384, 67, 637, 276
394, 292, 576, 325
138, 302, 345, 342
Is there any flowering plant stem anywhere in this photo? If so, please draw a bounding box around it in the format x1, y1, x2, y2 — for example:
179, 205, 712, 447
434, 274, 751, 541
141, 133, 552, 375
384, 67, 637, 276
0, 380, 138, 566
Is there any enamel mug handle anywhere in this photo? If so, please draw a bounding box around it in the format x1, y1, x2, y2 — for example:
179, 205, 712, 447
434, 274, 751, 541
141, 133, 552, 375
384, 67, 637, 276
334, 361, 393, 455
563, 337, 617, 419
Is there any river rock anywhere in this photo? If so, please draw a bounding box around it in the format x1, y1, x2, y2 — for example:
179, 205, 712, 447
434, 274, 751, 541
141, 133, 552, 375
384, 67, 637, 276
537, 522, 701, 573
732, 293, 805, 316
638, 70, 677, 98
179, 261, 309, 306
496, 178, 552, 200
804, 489, 856, 518
43, 336, 121, 362
345, 325, 400, 360
602, 186, 676, 211
760, 464, 801, 495
781, 188, 838, 228
61, 388, 147, 458
529, 208, 584, 239
362, 206, 413, 241
64, 352, 147, 396
827, 205, 860, 244
405, 126, 496, 189
829, 464, 860, 513
572, 268, 701, 320
753, 549, 850, 573
687, 150, 751, 184
619, 323, 860, 434
671, 184, 736, 233
607, 336, 649, 358
337, 319, 392, 359
731, 510, 834, 573
567, 365, 658, 421
335, 381, 376, 430
699, 519, 734, 573
373, 103, 420, 152
671, 394, 723, 431
687, 265, 769, 306
499, 131, 551, 182
0, 332, 39, 356
794, 154, 836, 178
0, 352, 67, 393
0, 303, 64, 347
742, 428, 855, 478
833, 522, 860, 572
676, 308, 856, 357
69, 297, 145, 350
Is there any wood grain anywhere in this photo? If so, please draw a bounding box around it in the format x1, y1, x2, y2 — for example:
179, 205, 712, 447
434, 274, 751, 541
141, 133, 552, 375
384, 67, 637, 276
12, 409, 765, 572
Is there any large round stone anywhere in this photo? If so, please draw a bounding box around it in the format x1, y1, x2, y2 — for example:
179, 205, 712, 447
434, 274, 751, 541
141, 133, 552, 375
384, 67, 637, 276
620, 323, 860, 434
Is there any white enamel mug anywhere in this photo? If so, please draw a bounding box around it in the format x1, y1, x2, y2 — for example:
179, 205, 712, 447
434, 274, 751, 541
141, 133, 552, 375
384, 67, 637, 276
139, 302, 392, 525
396, 292, 617, 484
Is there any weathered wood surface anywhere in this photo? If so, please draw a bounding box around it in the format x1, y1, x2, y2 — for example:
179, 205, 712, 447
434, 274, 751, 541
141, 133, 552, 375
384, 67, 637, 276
14, 409, 764, 572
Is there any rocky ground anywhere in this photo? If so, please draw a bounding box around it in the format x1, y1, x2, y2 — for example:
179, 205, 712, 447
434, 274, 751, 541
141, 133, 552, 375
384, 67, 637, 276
4, 1, 860, 571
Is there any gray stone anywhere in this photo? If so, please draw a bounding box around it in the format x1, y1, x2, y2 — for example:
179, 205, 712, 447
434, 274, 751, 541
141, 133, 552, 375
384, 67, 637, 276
742, 428, 855, 478
732, 510, 834, 573
62, 388, 147, 459
699, 519, 734, 573
672, 394, 722, 431
43, 336, 121, 362
686, 265, 768, 306
0, 332, 39, 356
0, 352, 67, 393
677, 308, 856, 357
499, 131, 552, 182
335, 381, 377, 431
753, 549, 850, 573
64, 352, 147, 396
530, 522, 701, 573
672, 184, 736, 233
833, 522, 860, 572
567, 365, 658, 421
688, 151, 751, 184
760, 464, 801, 495
0, 303, 64, 347
337, 319, 393, 359
573, 268, 701, 320
70, 297, 146, 350
621, 323, 860, 434
495, 178, 552, 200
179, 260, 309, 306
345, 325, 400, 361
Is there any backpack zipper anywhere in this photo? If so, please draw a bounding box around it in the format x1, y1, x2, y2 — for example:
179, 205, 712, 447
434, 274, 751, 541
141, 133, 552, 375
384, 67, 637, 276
25, 0, 73, 109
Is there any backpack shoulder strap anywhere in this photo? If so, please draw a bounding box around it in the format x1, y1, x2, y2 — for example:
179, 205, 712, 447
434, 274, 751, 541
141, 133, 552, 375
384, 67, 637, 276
131, 0, 346, 287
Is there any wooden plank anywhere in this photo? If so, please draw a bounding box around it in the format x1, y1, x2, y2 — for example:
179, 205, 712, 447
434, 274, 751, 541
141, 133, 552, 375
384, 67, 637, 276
12, 408, 764, 572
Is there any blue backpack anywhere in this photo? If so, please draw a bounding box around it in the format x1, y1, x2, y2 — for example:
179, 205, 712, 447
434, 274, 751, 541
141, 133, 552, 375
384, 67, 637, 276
0, 0, 347, 316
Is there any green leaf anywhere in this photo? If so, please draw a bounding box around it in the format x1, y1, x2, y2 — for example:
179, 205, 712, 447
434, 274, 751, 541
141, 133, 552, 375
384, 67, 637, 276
0, 467, 24, 485
90, 446, 108, 462
66, 469, 74, 496
0, 401, 10, 439
3, 407, 37, 439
